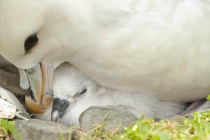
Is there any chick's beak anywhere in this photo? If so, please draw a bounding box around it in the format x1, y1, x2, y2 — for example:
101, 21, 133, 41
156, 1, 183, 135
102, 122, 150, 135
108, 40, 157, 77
51, 98, 69, 122
19, 63, 54, 114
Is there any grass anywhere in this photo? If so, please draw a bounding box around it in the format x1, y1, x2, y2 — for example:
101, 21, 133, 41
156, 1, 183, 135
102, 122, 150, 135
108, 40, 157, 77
1, 110, 210, 140
118, 111, 210, 140
0, 119, 20, 140
74, 110, 210, 140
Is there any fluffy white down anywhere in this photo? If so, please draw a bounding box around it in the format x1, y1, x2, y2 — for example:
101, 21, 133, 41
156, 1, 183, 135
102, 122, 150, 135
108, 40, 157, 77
36, 63, 185, 126
0, 0, 210, 102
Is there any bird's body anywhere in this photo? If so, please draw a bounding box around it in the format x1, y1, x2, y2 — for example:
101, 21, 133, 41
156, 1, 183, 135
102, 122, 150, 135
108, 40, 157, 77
0, 0, 210, 113
36, 63, 185, 125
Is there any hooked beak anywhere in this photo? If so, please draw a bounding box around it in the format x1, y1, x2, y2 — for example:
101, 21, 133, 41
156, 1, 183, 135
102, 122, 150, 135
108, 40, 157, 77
19, 63, 54, 114
51, 98, 69, 122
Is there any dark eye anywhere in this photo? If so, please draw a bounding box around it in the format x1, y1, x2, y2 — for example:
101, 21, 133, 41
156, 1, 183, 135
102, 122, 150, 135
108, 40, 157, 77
24, 34, 38, 52
80, 88, 87, 96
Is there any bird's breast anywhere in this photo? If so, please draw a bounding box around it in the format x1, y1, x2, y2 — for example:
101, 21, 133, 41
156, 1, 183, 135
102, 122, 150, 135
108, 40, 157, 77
66, 0, 210, 102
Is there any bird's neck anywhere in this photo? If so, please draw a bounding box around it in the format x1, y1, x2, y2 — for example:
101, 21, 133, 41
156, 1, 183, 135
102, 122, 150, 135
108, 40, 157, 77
41, 0, 94, 62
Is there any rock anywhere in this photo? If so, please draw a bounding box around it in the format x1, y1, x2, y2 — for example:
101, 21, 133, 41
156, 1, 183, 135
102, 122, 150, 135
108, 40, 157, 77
0, 55, 26, 96
0, 55, 17, 73
0, 87, 27, 114
79, 105, 140, 132
12, 119, 73, 140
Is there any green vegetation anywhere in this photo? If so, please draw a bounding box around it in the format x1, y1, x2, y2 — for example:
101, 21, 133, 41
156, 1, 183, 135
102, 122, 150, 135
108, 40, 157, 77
1, 110, 210, 140
77, 110, 210, 140
0, 119, 20, 140
207, 94, 210, 100
118, 111, 210, 140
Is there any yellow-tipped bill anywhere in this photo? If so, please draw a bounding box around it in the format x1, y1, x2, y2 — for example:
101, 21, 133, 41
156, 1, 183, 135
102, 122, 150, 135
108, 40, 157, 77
19, 63, 54, 114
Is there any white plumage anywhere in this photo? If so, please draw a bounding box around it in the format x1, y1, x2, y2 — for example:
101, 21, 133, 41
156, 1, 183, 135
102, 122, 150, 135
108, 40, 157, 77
36, 63, 185, 126
0, 0, 210, 113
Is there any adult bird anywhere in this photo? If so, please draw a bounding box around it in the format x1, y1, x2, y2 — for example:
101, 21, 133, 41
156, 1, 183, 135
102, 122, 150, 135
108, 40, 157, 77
0, 0, 210, 113
36, 63, 186, 126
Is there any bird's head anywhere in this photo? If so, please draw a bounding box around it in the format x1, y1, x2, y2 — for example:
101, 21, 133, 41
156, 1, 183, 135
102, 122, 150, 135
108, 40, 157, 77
50, 63, 99, 123
0, 0, 72, 113
0, 0, 72, 67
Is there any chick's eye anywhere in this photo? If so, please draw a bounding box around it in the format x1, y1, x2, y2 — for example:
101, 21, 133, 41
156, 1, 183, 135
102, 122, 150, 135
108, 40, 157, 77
80, 88, 87, 96
24, 34, 38, 52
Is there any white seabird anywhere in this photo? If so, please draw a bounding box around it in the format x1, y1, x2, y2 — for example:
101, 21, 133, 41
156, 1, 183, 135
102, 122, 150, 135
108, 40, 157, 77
36, 63, 186, 126
0, 0, 210, 113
